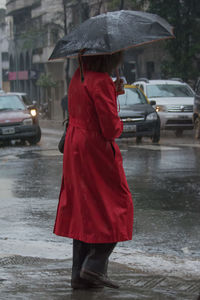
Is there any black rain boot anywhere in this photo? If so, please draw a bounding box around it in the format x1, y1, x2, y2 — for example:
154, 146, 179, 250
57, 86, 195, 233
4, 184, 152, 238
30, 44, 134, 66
71, 240, 104, 289
80, 242, 119, 289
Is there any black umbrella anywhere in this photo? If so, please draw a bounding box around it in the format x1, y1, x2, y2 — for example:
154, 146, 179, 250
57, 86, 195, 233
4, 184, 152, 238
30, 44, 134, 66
49, 10, 174, 60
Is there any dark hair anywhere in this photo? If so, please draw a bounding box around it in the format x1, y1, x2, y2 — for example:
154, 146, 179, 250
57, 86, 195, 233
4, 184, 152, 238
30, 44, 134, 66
82, 51, 123, 74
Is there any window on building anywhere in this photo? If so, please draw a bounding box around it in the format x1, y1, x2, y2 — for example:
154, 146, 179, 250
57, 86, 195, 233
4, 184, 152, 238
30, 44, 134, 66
50, 28, 59, 45
146, 61, 155, 79
2, 69, 9, 81
1, 52, 9, 62
123, 61, 137, 84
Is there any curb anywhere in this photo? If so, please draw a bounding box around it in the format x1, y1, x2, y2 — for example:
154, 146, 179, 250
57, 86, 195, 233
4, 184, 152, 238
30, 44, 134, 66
39, 119, 64, 130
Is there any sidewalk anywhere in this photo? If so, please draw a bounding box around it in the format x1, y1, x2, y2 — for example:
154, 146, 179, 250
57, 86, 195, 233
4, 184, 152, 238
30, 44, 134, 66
0, 254, 199, 300
39, 119, 64, 131
32, 119, 200, 300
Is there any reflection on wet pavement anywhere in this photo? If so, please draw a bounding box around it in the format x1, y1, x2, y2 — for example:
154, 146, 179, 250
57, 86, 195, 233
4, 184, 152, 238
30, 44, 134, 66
121, 146, 200, 262
0, 141, 200, 283
0, 256, 200, 300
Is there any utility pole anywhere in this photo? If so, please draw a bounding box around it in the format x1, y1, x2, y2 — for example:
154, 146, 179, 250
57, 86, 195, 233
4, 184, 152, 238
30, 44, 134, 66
120, 0, 125, 10
13, 25, 19, 91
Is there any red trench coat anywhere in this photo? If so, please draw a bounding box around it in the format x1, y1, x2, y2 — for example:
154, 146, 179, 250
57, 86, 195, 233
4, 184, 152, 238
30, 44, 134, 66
54, 68, 133, 243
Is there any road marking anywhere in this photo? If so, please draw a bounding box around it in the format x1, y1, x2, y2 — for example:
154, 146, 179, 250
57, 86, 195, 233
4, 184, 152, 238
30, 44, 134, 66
129, 145, 180, 151
37, 150, 62, 156
176, 143, 200, 148
41, 136, 60, 142
0, 155, 19, 161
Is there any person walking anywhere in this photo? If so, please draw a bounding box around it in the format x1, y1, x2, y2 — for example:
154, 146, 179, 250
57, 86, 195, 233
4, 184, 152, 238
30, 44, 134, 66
54, 51, 133, 289
61, 94, 68, 120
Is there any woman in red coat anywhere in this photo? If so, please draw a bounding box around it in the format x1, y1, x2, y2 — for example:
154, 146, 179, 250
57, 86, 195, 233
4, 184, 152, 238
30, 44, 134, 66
54, 52, 133, 289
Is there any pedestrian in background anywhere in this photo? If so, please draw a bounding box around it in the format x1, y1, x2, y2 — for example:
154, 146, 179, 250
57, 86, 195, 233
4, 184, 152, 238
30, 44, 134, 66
61, 94, 68, 120
54, 51, 133, 289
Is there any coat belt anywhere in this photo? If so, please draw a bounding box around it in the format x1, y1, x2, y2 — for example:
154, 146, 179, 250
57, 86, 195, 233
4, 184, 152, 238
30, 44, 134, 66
69, 117, 101, 135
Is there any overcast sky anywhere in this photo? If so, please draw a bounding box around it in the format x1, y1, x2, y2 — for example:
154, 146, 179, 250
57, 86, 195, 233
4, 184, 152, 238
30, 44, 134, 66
0, 0, 6, 8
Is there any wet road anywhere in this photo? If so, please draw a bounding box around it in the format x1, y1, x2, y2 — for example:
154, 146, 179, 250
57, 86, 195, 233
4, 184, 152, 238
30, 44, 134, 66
0, 129, 200, 299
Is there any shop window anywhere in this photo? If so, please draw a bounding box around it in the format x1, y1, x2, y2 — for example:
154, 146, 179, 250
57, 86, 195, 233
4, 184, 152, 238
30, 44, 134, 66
2, 69, 9, 81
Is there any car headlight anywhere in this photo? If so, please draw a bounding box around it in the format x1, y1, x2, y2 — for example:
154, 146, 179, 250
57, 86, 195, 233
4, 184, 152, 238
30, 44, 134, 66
30, 108, 37, 117
146, 112, 158, 120
23, 118, 33, 125
155, 105, 166, 112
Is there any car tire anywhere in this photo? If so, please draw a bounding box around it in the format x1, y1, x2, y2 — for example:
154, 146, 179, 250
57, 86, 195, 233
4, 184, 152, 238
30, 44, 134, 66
151, 121, 160, 143
27, 127, 41, 145
175, 129, 183, 137
194, 117, 200, 139
152, 134, 160, 143
136, 136, 142, 143
2, 140, 11, 147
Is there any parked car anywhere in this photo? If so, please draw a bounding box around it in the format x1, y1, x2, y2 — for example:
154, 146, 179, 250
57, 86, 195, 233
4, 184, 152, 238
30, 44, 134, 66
7, 92, 38, 119
118, 85, 160, 143
133, 79, 195, 137
193, 78, 200, 139
0, 93, 41, 145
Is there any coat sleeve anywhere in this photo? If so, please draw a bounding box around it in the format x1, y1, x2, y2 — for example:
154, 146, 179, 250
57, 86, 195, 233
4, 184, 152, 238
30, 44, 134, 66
91, 76, 123, 141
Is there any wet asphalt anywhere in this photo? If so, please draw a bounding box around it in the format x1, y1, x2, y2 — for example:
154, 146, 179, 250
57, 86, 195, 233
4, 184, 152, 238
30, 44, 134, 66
0, 124, 200, 299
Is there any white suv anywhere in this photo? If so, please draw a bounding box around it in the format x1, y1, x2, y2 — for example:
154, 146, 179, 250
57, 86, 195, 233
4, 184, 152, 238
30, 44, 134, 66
133, 79, 195, 136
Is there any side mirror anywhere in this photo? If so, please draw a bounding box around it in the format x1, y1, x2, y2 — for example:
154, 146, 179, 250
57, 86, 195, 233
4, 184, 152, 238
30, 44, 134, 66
150, 100, 156, 105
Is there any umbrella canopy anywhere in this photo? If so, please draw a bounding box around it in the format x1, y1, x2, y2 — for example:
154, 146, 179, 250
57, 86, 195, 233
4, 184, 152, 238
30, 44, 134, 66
49, 10, 174, 60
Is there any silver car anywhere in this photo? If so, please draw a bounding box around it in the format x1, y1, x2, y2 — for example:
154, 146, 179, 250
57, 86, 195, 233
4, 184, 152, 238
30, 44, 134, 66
133, 79, 195, 137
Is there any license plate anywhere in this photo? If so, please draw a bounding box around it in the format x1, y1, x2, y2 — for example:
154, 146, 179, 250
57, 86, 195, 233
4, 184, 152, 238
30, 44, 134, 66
123, 124, 136, 132
178, 115, 189, 119
2, 127, 15, 135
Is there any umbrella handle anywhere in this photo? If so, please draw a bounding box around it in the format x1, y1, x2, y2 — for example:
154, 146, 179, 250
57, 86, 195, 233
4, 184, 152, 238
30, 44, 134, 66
78, 50, 86, 82
115, 68, 125, 95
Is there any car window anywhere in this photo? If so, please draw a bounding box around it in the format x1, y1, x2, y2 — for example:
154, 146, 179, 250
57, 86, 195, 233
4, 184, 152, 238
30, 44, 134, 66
146, 84, 194, 98
139, 84, 144, 92
21, 95, 32, 105
0, 95, 25, 111
118, 88, 147, 106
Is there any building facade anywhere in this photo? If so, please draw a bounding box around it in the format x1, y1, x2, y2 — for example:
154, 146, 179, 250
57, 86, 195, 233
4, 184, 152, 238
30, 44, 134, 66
0, 8, 10, 91
6, 0, 65, 118
5, 0, 111, 119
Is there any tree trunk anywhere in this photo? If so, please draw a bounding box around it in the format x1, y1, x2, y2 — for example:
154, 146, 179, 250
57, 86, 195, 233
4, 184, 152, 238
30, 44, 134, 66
62, 0, 67, 35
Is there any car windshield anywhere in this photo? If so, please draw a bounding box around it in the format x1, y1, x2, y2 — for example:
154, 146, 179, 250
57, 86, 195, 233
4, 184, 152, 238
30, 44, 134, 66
0, 95, 25, 111
146, 84, 194, 98
118, 88, 147, 107
21, 95, 32, 105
